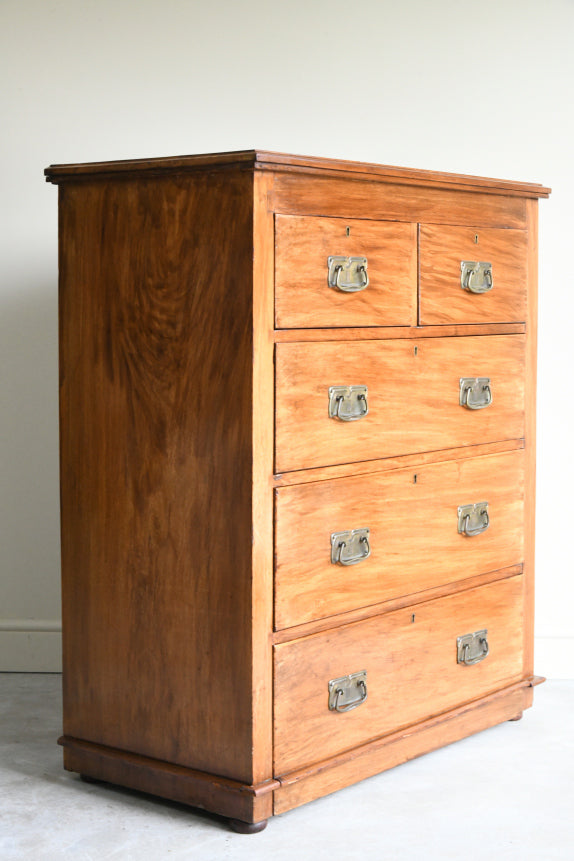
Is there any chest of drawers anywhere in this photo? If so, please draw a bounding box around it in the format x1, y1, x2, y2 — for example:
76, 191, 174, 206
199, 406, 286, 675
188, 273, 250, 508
45, 150, 550, 832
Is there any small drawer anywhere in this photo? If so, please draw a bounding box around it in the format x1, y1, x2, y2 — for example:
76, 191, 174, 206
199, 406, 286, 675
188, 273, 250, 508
275, 335, 525, 473
273, 575, 524, 774
275, 449, 524, 629
275, 215, 417, 328
419, 224, 527, 324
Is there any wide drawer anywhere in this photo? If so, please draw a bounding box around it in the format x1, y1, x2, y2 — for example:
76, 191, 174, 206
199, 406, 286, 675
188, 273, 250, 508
274, 575, 524, 774
275, 215, 417, 328
275, 449, 524, 629
419, 224, 527, 324
275, 335, 525, 473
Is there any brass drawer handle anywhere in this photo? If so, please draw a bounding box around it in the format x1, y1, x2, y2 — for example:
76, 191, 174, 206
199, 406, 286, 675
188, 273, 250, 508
461, 261, 493, 293
457, 630, 489, 665
328, 671, 368, 712
331, 528, 371, 566
460, 377, 492, 410
327, 256, 369, 292
458, 502, 489, 536
328, 385, 368, 421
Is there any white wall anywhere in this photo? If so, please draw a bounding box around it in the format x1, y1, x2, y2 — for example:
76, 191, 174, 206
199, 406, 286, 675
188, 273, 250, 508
1, 0, 572, 675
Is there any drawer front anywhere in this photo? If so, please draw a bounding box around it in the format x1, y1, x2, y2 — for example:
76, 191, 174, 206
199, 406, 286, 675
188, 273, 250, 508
274, 576, 524, 773
275, 215, 417, 328
275, 450, 524, 629
275, 335, 525, 473
419, 225, 527, 324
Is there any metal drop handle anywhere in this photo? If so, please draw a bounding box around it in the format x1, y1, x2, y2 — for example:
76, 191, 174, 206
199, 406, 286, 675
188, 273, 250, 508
462, 510, 490, 536
461, 261, 493, 294
328, 256, 369, 292
331, 529, 371, 566
458, 502, 489, 537
460, 377, 492, 410
328, 671, 368, 712
457, 630, 490, 665
332, 680, 368, 712
328, 385, 369, 421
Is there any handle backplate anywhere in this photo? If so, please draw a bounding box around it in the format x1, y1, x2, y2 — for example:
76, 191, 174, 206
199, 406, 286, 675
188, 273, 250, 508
328, 385, 369, 421
331, 528, 371, 566
460, 377, 492, 410
328, 256, 369, 292
458, 502, 490, 536
328, 670, 368, 712
457, 629, 489, 665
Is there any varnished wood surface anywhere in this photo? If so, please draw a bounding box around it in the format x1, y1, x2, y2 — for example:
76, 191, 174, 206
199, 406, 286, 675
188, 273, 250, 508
523, 199, 539, 677
273, 438, 524, 487
250, 172, 276, 782
275, 216, 417, 328
59, 171, 258, 783
273, 576, 524, 773
273, 680, 534, 813
45, 150, 551, 198
275, 450, 525, 629
272, 564, 523, 644
274, 323, 525, 342
271, 175, 529, 230
60, 736, 277, 825
275, 335, 525, 473
419, 225, 527, 324
51, 150, 547, 825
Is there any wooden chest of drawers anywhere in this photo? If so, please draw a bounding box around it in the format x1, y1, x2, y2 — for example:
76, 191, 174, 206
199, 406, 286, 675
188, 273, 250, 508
45, 150, 550, 832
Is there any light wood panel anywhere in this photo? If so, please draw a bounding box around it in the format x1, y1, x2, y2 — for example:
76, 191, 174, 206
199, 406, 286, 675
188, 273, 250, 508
274, 576, 524, 773
274, 680, 535, 812
275, 450, 525, 629
273, 565, 523, 644
523, 199, 539, 677
275, 215, 416, 328
271, 174, 529, 229
419, 225, 527, 324
274, 323, 526, 342
275, 335, 525, 472
274, 439, 524, 487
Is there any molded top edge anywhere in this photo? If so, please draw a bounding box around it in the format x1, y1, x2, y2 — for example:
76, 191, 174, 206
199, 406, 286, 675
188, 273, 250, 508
44, 149, 551, 197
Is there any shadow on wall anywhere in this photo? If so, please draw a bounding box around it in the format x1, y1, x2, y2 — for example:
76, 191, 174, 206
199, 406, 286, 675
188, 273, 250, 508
0, 280, 61, 621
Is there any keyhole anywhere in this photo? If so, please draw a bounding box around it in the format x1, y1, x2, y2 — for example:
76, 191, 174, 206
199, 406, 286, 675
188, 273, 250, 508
474, 233, 479, 244
414, 346, 418, 356
413, 474, 418, 484
346, 226, 351, 236
411, 614, 416, 623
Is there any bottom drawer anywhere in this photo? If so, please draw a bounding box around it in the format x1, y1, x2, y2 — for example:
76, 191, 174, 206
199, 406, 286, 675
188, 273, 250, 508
273, 576, 524, 774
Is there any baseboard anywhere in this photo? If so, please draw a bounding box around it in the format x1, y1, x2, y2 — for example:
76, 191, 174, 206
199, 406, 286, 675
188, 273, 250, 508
0, 621, 62, 671
534, 636, 574, 680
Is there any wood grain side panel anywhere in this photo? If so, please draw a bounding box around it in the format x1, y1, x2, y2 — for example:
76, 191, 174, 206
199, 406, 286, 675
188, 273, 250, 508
275, 450, 525, 629
270, 174, 527, 229
275, 335, 525, 473
273, 683, 533, 814
273, 576, 524, 774
59, 172, 256, 782
275, 216, 417, 328
419, 225, 527, 324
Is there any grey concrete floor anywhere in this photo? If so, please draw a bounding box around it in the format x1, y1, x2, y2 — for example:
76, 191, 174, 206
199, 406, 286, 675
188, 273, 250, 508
1, 674, 573, 860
